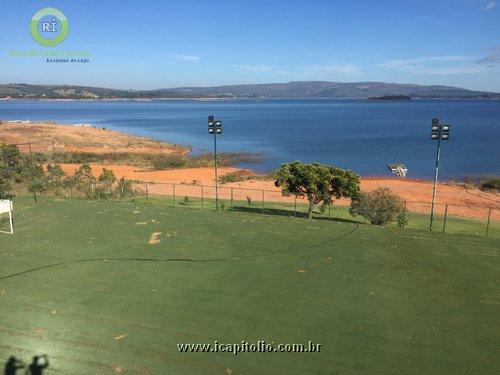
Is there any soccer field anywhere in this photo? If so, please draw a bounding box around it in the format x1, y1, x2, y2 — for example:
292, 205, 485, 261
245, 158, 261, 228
1, 196, 499, 374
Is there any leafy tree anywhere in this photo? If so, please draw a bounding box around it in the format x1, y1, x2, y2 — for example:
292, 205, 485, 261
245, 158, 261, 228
68, 163, 96, 198
0, 144, 22, 169
0, 174, 14, 199
0, 144, 22, 181
349, 187, 404, 225
46, 164, 67, 195
275, 161, 360, 219
23, 164, 48, 203
116, 177, 135, 200
329, 167, 361, 200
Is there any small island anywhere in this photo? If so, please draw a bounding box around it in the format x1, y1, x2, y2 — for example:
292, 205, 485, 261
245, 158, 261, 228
369, 95, 412, 101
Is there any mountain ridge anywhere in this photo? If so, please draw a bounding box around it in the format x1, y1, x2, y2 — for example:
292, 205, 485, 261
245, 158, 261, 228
1, 81, 498, 99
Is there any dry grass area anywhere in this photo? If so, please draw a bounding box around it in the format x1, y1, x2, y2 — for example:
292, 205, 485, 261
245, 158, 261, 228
0, 121, 188, 155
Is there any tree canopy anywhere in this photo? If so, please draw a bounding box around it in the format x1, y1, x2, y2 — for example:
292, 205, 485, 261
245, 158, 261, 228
274, 161, 360, 218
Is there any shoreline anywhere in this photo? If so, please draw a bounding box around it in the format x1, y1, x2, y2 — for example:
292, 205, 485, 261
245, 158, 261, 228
0, 119, 495, 182
1, 119, 496, 183
0, 120, 189, 155
0, 120, 497, 219
2, 97, 500, 102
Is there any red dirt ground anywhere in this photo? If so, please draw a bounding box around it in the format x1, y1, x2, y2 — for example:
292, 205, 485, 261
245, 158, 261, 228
58, 164, 499, 220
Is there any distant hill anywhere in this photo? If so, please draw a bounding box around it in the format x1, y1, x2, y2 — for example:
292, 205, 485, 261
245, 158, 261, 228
1, 81, 499, 99
0, 84, 197, 99
159, 82, 500, 99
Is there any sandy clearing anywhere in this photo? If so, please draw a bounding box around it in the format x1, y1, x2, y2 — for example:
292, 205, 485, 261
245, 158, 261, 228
0, 121, 187, 155
59, 164, 245, 185
58, 163, 499, 220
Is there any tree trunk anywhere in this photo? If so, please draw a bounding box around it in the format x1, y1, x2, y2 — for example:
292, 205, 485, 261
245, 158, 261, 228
308, 201, 314, 219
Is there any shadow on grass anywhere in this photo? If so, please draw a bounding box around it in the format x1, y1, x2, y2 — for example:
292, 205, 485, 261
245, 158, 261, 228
4, 354, 49, 375
231, 206, 362, 224
314, 216, 363, 224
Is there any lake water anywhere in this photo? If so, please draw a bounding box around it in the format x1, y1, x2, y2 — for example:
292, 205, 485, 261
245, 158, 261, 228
0, 99, 499, 179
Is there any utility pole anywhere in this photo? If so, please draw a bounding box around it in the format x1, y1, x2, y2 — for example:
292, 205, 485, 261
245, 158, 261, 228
429, 118, 450, 231
208, 115, 222, 211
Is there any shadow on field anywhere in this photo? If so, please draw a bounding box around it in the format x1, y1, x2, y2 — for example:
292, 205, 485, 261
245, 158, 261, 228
232, 205, 307, 218
232, 206, 362, 224
314, 216, 363, 224
4, 354, 49, 375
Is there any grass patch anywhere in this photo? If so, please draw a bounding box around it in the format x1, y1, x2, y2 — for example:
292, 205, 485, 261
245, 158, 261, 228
464, 175, 500, 192
28, 150, 263, 170
0, 196, 499, 373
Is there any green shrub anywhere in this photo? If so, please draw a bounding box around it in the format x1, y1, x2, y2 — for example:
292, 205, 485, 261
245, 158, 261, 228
0, 175, 14, 199
65, 163, 96, 198
396, 212, 409, 228
116, 177, 136, 198
46, 164, 67, 196
349, 187, 404, 225
218, 172, 249, 184
22, 164, 48, 202
151, 154, 187, 169
479, 177, 500, 192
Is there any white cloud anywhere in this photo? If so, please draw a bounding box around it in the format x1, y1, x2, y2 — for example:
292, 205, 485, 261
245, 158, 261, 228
229, 64, 273, 72
228, 64, 288, 75
380, 55, 469, 69
302, 63, 363, 76
484, 2, 496, 10
417, 66, 484, 75
475, 46, 500, 64
169, 54, 200, 62
379, 55, 484, 75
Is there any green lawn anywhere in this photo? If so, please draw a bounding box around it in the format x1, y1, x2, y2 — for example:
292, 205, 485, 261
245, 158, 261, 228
0, 196, 499, 374
133, 193, 499, 239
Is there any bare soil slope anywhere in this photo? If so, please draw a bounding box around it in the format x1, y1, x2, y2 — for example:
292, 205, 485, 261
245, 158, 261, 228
0, 121, 188, 154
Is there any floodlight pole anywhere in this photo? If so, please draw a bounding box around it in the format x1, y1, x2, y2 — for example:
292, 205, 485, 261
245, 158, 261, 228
429, 133, 441, 231
429, 118, 450, 231
208, 116, 222, 211
213, 126, 219, 211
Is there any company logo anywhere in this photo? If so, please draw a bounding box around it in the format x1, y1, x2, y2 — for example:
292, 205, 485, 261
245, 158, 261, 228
30, 7, 69, 47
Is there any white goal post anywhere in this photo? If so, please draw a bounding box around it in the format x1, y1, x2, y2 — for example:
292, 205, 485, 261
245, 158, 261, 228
0, 200, 13, 235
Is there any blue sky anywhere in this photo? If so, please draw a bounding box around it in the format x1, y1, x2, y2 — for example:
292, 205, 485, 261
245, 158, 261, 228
1, 0, 499, 91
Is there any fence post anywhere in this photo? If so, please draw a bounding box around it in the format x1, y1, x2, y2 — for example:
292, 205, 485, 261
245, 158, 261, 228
442, 204, 448, 233
262, 190, 265, 214
328, 202, 331, 221
51, 140, 55, 159
28, 142, 33, 162
145, 182, 149, 202
231, 188, 234, 211
201, 185, 204, 211
403, 201, 407, 223
294, 196, 297, 217
486, 208, 492, 238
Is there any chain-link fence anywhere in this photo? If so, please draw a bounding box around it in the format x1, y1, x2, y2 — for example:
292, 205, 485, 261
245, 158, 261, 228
6, 179, 499, 238
77, 180, 497, 239
3, 141, 498, 238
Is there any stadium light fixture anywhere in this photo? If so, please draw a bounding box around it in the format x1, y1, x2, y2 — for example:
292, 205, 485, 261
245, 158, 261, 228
208, 115, 223, 211
429, 118, 451, 231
